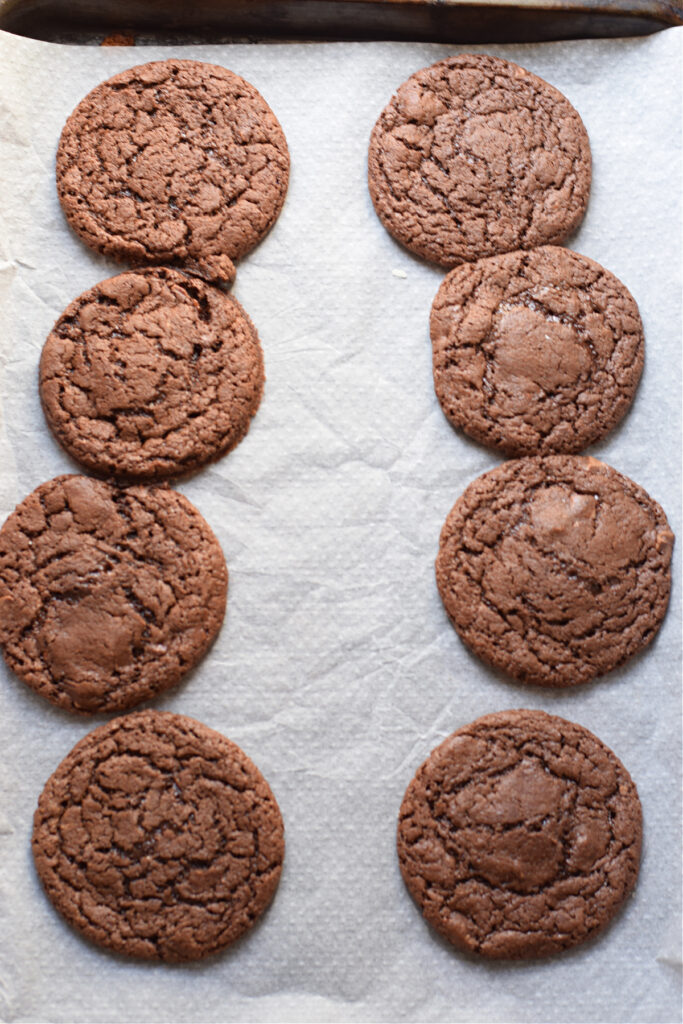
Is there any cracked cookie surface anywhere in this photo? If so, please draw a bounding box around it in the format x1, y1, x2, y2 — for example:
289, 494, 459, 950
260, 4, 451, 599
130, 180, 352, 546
368, 55, 591, 267
40, 268, 264, 481
431, 247, 643, 456
0, 475, 227, 713
397, 709, 642, 959
57, 60, 290, 283
32, 710, 284, 961
436, 456, 673, 687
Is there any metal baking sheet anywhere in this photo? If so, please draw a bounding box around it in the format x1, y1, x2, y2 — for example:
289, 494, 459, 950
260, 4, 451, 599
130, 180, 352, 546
0, 0, 682, 43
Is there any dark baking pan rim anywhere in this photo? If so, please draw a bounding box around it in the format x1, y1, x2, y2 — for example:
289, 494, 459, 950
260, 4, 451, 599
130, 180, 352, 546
0, 0, 682, 43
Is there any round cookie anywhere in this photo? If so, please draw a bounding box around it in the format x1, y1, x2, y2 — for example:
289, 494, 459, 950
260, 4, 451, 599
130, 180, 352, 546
40, 268, 264, 481
0, 475, 227, 713
431, 247, 644, 456
436, 456, 673, 687
397, 709, 642, 959
56, 60, 290, 283
368, 55, 591, 267
32, 710, 284, 961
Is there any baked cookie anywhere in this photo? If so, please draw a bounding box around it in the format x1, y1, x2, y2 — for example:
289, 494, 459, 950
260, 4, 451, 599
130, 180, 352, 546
397, 709, 642, 959
436, 456, 673, 687
33, 710, 284, 961
431, 247, 643, 456
0, 475, 227, 713
40, 268, 264, 481
368, 55, 591, 267
57, 60, 290, 283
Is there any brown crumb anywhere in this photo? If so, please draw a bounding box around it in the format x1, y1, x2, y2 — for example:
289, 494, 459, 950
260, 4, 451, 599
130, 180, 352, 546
100, 33, 135, 46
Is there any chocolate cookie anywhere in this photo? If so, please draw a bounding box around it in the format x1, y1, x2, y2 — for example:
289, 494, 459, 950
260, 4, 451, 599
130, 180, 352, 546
0, 475, 227, 713
436, 456, 673, 687
397, 709, 642, 959
431, 247, 644, 456
32, 710, 284, 961
57, 60, 290, 283
368, 55, 591, 267
40, 268, 264, 481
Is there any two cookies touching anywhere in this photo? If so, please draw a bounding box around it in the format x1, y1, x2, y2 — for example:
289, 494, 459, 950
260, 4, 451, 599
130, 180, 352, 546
368, 55, 673, 957
50, 57, 289, 480
368, 52, 643, 456
0, 53, 674, 968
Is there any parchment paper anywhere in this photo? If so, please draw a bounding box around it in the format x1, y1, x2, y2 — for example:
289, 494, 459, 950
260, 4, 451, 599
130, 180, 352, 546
0, 27, 680, 1024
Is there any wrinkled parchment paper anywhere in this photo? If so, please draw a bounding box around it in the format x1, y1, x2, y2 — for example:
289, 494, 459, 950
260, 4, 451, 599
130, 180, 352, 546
0, 27, 681, 1024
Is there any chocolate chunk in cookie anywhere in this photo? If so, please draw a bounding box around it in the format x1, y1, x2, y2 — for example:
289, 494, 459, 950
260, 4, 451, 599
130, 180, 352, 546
57, 60, 290, 283
431, 247, 644, 455
40, 268, 264, 481
436, 456, 673, 687
33, 710, 284, 961
397, 709, 642, 959
368, 55, 591, 267
0, 475, 227, 713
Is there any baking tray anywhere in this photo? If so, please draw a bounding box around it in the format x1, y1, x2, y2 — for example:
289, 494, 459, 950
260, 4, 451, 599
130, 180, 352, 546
0, 18, 681, 1024
0, 0, 681, 43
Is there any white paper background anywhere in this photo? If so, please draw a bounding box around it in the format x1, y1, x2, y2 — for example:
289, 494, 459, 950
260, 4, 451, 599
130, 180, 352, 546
0, 27, 681, 1024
